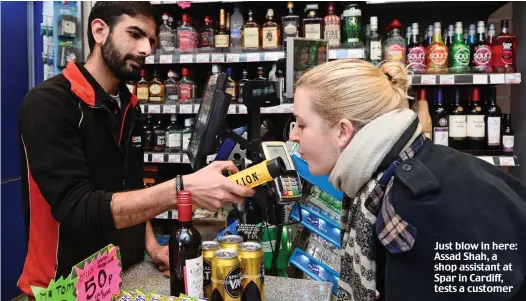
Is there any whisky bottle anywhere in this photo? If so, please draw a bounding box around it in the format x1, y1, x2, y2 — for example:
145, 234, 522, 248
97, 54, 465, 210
303, 4, 323, 40
149, 70, 164, 104
178, 68, 196, 104
238, 69, 249, 103
215, 9, 230, 48
225, 67, 238, 102
243, 9, 260, 49
164, 70, 178, 104
199, 16, 215, 48
137, 69, 149, 103
282, 1, 299, 47
262, 9, 280, 49
324, 2, 340, 48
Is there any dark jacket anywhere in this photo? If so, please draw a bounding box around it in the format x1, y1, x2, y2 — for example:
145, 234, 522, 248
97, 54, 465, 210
18, 62, 145, 295
379, 141, 526, 300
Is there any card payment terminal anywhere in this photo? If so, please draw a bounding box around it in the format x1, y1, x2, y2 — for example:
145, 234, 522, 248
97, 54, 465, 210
261, 141, 302, 204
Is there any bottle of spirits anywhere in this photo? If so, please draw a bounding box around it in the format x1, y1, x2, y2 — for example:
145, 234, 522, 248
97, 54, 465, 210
342, 4, 361, 46
215, 9, 230, 48
432, 88, 449, 146
230, 7, 244, 48
159, 13, 175, 52
405, 26, 412, 47
165, 115, 182, 152
256, 67, 266, 80
487, 23, 497, 70
153, 117, 166, 152
364, 23, 371, 59
177, 14, 198, 53
485, 87, 502, 152
226, 12, 231, 35
211, 64, 222, 76
471, 21, 492, 73
282, 1, 299, 47
243, 9, 260, 49
383, 19, 406, 63
406, 23, 426, 73
493, 20, 517, 73
303, 4, 323, 40
467, 24, 477, 46
168, 15, 174, 29
262, 9, 280, 49
137, 70, 149, 103
225, 67, 238, 102
126, 80, 136, 96
169, 190, 203, 298
426, 22, 448, 74
449, 88, 467, 150
466, 88, 485, 151
178, 68, 195, 104
501, 114, 514, 154
445, 24, 454, 47
199, 16, 215, 49
143, 114, 154, 152
324, 2, 341, 48
449, 22, 470, 74
182, 118, 195, 151
238, 69, 249, 103
367, 17, 381, 65
148, 70, 164, 104
164, 70, 178, 104
424, 25, 433, 47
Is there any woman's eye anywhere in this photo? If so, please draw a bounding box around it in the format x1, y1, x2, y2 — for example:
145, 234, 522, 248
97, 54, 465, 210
297, 125, 305, 129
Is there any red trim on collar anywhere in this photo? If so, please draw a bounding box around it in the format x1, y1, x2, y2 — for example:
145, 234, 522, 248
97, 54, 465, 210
62, 62, 96, 106
130, 94, 139, 108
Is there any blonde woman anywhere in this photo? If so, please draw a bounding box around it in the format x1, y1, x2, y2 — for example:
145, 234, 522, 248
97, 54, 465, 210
290, 59, 526, 301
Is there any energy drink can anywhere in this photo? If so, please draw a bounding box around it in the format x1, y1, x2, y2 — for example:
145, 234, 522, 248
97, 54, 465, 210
211, 249, 242, 301
220, 235, 243, 251
238, 242, 265, 301
203, 241, 221, 300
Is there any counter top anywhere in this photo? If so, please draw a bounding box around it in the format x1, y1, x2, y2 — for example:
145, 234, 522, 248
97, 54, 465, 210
122, 260, 334, 301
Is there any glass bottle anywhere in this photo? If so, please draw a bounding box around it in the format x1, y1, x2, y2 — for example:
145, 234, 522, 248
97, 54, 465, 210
159, 13, 175, 53
405, 26, 412, 47
493, 20, 517, 73
467, 24, 477, 46
471, 21, 492, 73
485, 87, 502, 152
137, 69, 149, 103
165, 115, 182, 152
282, 1, 299, 47
225, 67, 238, 102
238, 69, 249, 103
303, 4, 323, 40
367, 16, 381, 65
226, 12, 231, 35
230, 7, 244, 48
164, 70, 178, 104
153, 117, 166, 152
177, 14, 198, 53
501, 114, 514, 154
143, 114, 154, 152
424, 25, 433, 47
215, 9, 230, 48
426, 22, 448, 74
406, 23, 426, 73
256, 67, 266, 80
178, 68, 195, 104
383, 19, 406, 63
431, 89, 449, 147
182, 118, 195, 152
342, 4, 361, 45
445, 24, 454, 47
448, 88, 467, 150
262, 9, 280, 49
324, 2, 341, 48
487, 23, 497, 72
243, 9, 260, 49
149, 70, 164, 104
466, 88, 485, 151
199, 16, 215, 49
449, 22, 470, 74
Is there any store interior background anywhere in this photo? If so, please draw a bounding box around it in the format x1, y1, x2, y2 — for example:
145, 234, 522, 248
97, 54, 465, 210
1, 1, 525, 300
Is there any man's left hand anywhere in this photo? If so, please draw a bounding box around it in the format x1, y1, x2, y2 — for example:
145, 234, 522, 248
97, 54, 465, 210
148, 244, 170, 277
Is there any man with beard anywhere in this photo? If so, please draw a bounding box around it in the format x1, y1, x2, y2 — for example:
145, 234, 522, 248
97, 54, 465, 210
17, 2, 254, 298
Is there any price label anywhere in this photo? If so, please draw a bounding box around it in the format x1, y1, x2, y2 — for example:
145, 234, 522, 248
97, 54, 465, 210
144, 154, 149, 162
421, 75, 437, 85
477, 156, 495, 165
282, 103, 294, 113
152, 153, 164, 163
156, 211, 169, 219
260, 107, 271, 114
247, 53, 260, 62
499, 157, 516, 166
408, 75, 414, 84
228, 105, 237, 114
168, 154, 181, 163
211, 53, 225, 63
148, 105, 161, 114
347, 48, 364, 59
270, 106, 280, 113
31, 276, 78, 301
163, 105, 176, 114
196, 53, 210, 63
179, 104, 193, 114
505, 73, 521, 84
145, 56, 155, 64
328, 50, 337, 60
439, 75, 455, 85
264, 52, 279, 61
226, 53, 240, 62
473, 74, 488, 84
490, 74, 505, 84
180, 54, 193, 63
159, 55, 173, 64
238, 105, 248, 114
182, 154, 190, 163
140, 104, 145, 113
74, 247, 122, 301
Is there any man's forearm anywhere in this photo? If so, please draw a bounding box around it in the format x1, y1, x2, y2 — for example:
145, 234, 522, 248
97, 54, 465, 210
111, 179, 177, 229
145, 221, 158, 254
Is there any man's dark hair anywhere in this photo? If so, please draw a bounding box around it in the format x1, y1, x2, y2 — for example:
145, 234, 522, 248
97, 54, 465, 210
87, 1, 161, 52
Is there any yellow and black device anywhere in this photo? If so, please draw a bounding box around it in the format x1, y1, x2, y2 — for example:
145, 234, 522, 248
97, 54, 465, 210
228, 157, 287, 189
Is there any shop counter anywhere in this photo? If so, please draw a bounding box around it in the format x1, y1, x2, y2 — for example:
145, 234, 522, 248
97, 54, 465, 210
123, 260, 334, 301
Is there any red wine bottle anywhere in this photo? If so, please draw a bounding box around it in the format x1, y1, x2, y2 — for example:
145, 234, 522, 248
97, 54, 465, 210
170, 190, 204, 298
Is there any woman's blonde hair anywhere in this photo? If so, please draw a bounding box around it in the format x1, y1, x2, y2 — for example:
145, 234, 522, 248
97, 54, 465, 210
295, 59, 411, 131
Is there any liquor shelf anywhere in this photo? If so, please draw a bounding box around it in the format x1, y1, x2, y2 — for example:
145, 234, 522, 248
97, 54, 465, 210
411, 73, 521, 86
140, 103, 294, 114
144, 152, 216, 164
476, 155, 519, 167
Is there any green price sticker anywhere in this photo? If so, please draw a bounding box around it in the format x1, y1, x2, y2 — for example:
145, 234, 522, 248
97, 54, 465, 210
31, 275, 77, 301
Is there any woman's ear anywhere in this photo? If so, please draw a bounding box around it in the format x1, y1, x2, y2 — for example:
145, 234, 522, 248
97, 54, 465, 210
335, 119, 354, 149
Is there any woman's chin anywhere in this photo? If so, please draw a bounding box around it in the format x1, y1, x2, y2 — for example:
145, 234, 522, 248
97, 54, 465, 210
308, 164, 330, 176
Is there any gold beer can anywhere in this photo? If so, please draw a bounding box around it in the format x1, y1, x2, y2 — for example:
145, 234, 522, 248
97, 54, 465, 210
238, 242, 265, 301
219, 235, 243, 251
211, 249, 242, 301
203, 241, 220, 300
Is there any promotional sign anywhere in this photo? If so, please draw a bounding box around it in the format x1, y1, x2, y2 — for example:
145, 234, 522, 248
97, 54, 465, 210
31, 276, 78, 301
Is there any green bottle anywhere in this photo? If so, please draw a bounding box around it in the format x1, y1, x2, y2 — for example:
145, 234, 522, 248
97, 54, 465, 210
449, 22, 471, 73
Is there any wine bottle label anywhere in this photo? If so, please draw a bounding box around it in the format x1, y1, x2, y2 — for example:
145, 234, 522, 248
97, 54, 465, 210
215, 34, 229, 47
184, 255, 204, 298
467, 115, 485, 138
284, 22, 298, 37
407, 46, 425, 66
324, 24, 340, 47
179, 84, 193, 101
262, 28, 278, 48
305, 24, 321, 39
156, 135, 166, 146
487, 117, 501, 146
370, 41, 382, 60
473, 45, 492, 66
501, 42, 514, 66
243, 28, 259, 48
178, 31, 198, 52
166, 132, 181, 148
503, 135, 514, 152
449, 115, 467, 138
426, 45, 448, 67
433, 127, 449, 146
385, 44, 405, 62
137, 87, 149, 100
200, 31, 214, 47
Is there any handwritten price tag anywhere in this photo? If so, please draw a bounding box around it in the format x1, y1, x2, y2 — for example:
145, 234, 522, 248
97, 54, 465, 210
180, 54, 193, 63
211, 53, 225, 63
168, 154, 181, 163
32, 276, 78, 301
159, 55, 173, 64
152, 153, 164, 163
145, 56, 155, 64
180, 104, 193, 114
227, 53, 240, 62
196, 53, 210, 63
75, 247, 122, 301
163, 105, 176, 114
149, 105, 161, 114
247, 53, 260, 62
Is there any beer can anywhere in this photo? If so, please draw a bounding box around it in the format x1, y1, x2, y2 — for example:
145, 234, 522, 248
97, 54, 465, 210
238, 242, 265, 301
203, 241, 220, 300
211, 249, 242, 301
219, 235, 243, 251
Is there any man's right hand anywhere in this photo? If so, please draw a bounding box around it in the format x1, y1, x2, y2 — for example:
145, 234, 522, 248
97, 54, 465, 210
183, 161, 255, 211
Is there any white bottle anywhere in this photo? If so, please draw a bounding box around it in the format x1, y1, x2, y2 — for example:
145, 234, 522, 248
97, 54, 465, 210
182, 118, 195, 151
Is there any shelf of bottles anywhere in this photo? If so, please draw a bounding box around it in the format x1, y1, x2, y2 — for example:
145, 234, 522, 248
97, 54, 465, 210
144, 152, 216, 164
140, 102, 294, 114
410, 73, 521, 86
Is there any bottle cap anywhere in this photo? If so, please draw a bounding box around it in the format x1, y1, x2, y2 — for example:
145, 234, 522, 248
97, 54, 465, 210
226, 67, 233, 75
168, 70, 175, 77
370, 16, 378, 26
412, 22, 418, 29
140, 69, 146, 77
178, 190, 192, 205
267, 9, 274, 17
182, 68, 189, 76
419, 89, 427, 101
287, 1, 294, 9
204, 16, 211, 24
171, 114, 177, 121
212, 64, 221, 74
434, 22, 441, 29
168, 16, 174, 22
185, 118, 192, 127
242, 69, 248, 76
182, 14, 190, 23
388, 19, 402, 31
162, 13, 168, 20
328, 2, 335, 13
472, 88, 480, 101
